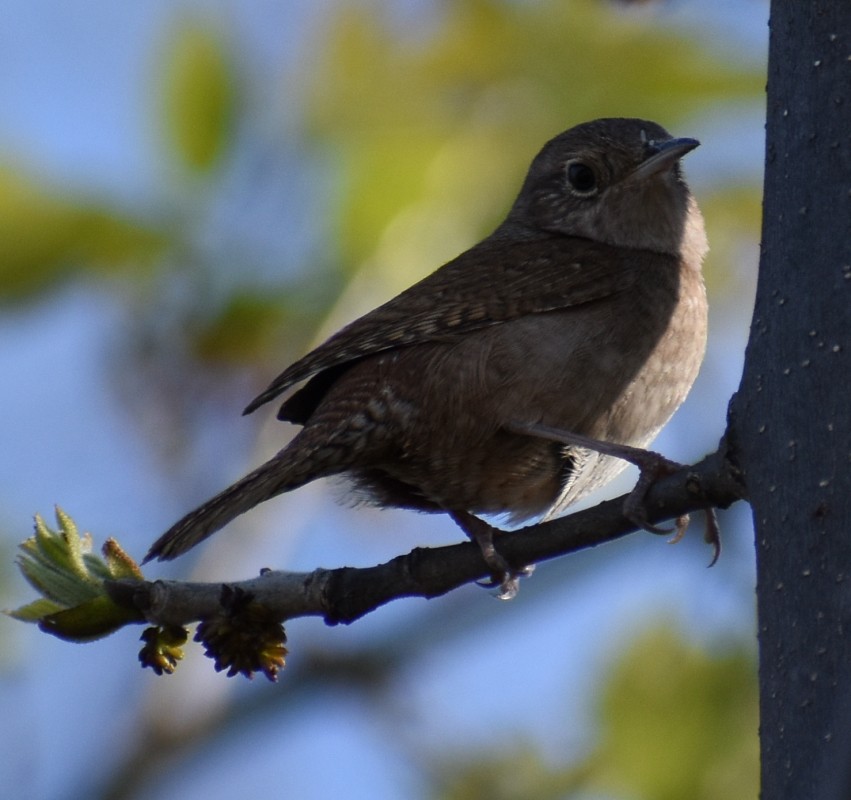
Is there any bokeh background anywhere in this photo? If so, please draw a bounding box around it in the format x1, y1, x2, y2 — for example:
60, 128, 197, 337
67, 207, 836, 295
1, 1, 767, 798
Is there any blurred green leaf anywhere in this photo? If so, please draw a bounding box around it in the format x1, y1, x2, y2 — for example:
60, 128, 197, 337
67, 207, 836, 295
190, 291, 294, 365
159, 22, 237, 174
335, 134, 446, 267
700, 186, 763, 291
0, 169, 166, 302
437, 748, 594, 800
595, 627, 759, 800
429, 626, 757, 800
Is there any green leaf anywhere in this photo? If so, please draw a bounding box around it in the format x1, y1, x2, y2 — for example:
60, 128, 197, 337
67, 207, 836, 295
190, 291, 293, 365
159, 22, 237, 174
0, 169, 166, 303
40, 596, 143, 642
7, 598, 64, 624
594, 627, 759, 800
436, 748, 594, 800
700, 186, 764, 292
7, 510, 145, 642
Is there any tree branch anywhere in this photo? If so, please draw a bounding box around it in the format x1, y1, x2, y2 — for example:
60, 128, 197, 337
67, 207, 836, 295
107, 443, 745, 629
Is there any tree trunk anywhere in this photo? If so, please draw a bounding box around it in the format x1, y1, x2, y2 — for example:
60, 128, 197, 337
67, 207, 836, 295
729, 1, 851, 797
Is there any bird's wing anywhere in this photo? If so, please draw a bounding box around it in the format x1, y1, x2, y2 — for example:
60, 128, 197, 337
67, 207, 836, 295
244, 234, 655, 415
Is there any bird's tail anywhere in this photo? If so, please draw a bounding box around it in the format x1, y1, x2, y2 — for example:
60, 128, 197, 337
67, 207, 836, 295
145, 451, 317, 563
145, 391, 389, 563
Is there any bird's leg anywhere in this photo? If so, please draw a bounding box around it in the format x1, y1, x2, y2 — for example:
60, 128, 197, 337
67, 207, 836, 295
508, 421, 720, 564
448, 510, 533, 600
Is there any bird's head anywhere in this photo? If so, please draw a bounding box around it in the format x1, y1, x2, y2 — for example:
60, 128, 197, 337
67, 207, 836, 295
506, 118, 708, 265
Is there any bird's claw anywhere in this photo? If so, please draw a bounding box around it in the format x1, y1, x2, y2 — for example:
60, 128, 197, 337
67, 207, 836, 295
621, 454, 722, 566
451, 510, 533, 599
626, 507, 675, 536
703, 508, 722, 567
477, 563, 535, 600
477, 574, 519, 600
638, 506, 721, 567
667, 514, 690, 544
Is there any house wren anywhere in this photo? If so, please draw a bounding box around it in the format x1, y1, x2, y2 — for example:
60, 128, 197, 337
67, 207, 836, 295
146, 118, 709, 596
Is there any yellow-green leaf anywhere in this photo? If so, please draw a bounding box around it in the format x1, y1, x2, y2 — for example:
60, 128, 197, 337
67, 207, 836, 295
159, 22, 237, 174
8, 510, 145, 642
0, 169, 166, 302
40, 596, 143, 643
595, 627, 759, 800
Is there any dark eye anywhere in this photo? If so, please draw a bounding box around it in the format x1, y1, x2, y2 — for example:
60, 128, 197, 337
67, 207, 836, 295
566, 161, 597, 195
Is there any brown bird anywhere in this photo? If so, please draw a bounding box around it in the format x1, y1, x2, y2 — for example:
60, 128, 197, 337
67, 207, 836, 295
146, 117, 709, 597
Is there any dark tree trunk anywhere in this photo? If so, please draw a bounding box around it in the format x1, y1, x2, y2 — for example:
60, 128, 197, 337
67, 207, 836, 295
729, 1, 851, 797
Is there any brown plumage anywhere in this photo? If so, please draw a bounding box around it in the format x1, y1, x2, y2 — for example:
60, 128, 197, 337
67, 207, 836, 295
146, 118, 708, 593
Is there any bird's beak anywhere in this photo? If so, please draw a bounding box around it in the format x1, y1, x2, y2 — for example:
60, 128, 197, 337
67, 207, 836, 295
628, 137, 700, 183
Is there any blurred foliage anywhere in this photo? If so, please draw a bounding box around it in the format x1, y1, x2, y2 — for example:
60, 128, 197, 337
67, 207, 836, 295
189, 290, 293, 365
0, 168, 165, 302
0, 0, 764, 474
699, 186, 764, 289
158, 22, 237, 175
595, 628, 759, 799
433, 627, 758, 800
436, 747, 594, 800
0, 0, 763, 370
308, 0, 763, 272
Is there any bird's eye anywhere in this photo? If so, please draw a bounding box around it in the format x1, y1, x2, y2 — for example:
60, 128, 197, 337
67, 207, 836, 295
566, 161, 597, 196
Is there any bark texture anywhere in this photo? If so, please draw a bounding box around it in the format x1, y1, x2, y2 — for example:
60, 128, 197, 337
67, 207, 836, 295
729, 3, 851, 796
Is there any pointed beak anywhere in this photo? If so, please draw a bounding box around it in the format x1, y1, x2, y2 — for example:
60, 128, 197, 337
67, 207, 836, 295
628, 137, 700, 182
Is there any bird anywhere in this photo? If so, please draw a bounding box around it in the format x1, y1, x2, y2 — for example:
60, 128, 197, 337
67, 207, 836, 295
146, 117, 709, 598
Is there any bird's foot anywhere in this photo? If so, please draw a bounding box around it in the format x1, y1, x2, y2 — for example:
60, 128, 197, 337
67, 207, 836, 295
620, 453, 722, 565
449, 511, 532, 600
507, 421, 721, 564
618, 447, 684, 535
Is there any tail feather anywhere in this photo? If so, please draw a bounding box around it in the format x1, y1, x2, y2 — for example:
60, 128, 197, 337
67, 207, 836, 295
144, 457, 300, 562
147, 380, 388, 562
